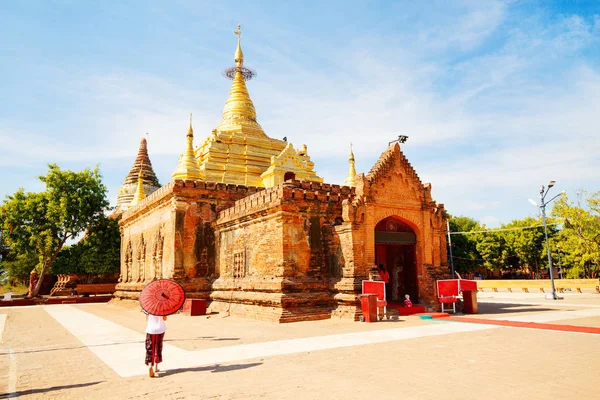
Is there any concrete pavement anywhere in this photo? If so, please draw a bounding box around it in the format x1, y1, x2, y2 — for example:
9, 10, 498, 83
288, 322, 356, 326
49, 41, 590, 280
1, 295, 599, 399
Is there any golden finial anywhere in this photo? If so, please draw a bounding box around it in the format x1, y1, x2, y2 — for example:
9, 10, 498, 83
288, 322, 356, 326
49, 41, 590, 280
344, 142, 357, 188
234, 24, 244, 66
187, 113, 193, 137
172, 113, 203, 181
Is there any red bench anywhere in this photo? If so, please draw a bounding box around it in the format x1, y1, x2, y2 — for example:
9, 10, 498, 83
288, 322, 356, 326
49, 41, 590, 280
75, 283, 117, 296
362, 280, 389, 320
436, 279, 478, 314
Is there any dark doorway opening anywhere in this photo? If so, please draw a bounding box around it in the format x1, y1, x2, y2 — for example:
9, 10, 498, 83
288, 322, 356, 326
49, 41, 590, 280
284, 172, 295, 181
375, 217, 418, 303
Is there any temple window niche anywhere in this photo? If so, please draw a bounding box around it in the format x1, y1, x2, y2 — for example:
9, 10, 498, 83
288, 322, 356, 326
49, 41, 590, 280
233, 250, 247, 278
137, 235, 146, 282
125, 241, 133, 282
284, 172, 295, 182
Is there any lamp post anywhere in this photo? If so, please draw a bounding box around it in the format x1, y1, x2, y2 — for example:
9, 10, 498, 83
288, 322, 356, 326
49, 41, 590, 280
528, 181, 566, 300
389, 135, 409, 146
556, 244, 562, 279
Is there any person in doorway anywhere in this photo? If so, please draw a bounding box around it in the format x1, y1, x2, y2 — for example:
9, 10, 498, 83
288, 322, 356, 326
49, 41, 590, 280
377, 264, 390, 283
145, 313, 167, 377
403, 294, 413, 307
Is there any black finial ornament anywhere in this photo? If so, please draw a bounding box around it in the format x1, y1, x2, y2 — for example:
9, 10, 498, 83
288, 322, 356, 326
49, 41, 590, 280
389, 135, 409, 145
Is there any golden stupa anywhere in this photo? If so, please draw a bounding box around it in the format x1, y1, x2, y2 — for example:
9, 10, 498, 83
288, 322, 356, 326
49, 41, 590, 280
172, 113, 203, 181
190, 25, 322, 187
129, 170, 146, 206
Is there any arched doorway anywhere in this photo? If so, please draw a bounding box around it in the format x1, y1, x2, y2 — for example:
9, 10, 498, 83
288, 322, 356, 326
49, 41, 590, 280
375, 216, 418, 303
284, 172, 295, 181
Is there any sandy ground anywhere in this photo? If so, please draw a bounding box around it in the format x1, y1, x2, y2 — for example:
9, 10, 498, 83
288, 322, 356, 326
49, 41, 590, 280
1, 294, 599, 400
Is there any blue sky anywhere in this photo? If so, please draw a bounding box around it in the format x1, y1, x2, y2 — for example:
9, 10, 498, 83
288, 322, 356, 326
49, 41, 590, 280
1, 0, 599, 227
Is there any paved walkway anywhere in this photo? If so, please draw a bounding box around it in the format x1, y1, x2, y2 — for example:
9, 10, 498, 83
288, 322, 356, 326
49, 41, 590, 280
1, 296, 600, 399
45, 305, 498, 378
0, 314, 6, 342
44, 305, 600, 378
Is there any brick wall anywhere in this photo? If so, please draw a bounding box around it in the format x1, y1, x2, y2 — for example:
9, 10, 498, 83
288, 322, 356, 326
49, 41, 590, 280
116, 179, 264, 300
211, 180, 355, 321
115, 145, 449, 319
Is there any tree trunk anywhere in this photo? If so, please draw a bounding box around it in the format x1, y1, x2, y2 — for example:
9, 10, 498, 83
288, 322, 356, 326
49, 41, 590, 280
31, 262, 50, 298
30, 241, 64, 297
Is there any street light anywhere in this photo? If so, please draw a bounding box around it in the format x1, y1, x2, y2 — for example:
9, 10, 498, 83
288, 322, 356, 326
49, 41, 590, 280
556, 244, 562, 279
528, 182, 566, 300
389, 135, 409, 145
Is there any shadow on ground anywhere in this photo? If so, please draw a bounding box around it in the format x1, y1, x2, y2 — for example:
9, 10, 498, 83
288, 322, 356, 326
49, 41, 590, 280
0, 381, 102, 398
474, 302, 574, 315
1, 336, 239, 355
166, 336, 240, 342
161, 362, 262, 376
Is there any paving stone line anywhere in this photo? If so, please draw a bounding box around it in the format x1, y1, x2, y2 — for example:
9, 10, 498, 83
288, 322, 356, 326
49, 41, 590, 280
43, 305, 600, 378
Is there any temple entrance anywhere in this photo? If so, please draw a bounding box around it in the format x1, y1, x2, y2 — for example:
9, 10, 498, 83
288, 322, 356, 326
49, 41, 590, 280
375, 217, 418, 303
284, 172, 295, 181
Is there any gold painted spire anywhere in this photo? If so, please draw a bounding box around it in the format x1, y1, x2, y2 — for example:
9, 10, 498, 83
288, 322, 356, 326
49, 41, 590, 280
172, 113, 203, 181
344, 143, 357, 188
234, 24, 244, 66
216, 24, 265, 136
130, 170, 146, 206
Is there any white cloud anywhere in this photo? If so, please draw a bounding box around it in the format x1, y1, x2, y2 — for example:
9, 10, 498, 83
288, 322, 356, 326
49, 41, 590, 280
415, 0, 507, 51
480, 216, 502, 227
1, 2, 598, 226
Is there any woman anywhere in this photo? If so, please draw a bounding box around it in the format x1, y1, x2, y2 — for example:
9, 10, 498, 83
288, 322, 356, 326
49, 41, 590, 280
377, 264, 390, 283
145, 313, 167, 377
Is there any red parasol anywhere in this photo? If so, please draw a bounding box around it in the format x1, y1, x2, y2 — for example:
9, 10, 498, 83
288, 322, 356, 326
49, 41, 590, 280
139, 279, 186, 316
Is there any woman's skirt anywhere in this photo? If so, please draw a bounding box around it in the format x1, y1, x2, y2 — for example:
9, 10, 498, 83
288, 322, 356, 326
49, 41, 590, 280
145, 333, 165, 365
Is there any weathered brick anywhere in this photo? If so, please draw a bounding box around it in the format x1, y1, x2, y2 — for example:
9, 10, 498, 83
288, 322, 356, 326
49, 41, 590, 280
117, 143, 449, 321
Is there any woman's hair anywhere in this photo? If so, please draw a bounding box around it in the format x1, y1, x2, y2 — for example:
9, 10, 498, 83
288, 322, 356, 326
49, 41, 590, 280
378, 264, 385, 271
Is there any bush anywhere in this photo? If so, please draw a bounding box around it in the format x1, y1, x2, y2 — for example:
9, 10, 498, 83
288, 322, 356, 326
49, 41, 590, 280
0, 251, 38, 285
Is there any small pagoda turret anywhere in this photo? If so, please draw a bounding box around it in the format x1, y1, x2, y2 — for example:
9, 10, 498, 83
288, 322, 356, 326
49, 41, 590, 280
172, 114, 203, 181
114, 138, 161, 215
344, 143, 357, 188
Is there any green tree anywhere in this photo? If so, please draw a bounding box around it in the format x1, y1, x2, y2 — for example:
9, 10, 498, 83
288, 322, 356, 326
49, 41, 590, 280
448, 216, 481, 273
1, 250, 38, 285
503, 217, 547, 275
0, 231, 9, 283
552, 190, 600, 278
0, 164, 109, 297
52, 215, 120, 277
474, 231, 509, 273
52, 244, 84, 275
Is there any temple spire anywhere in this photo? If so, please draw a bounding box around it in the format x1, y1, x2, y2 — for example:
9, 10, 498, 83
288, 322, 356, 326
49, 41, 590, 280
186, 112, 193, 137
172, 113, 203, 181
234, 24, 244, 66
114, 137, 161, 215
216, 24, 265, 136
344, 143, 357, 188
121, 138, 160, 186
130, 170, 146, 206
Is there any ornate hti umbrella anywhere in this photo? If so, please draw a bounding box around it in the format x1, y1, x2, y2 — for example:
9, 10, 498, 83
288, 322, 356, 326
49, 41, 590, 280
139, 280, 186, 316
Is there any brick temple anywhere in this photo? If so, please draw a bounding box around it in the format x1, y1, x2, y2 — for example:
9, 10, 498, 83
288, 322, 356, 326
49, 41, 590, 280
113, 26, 449, 322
